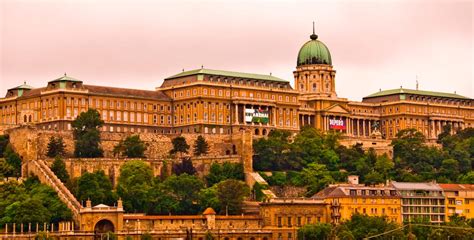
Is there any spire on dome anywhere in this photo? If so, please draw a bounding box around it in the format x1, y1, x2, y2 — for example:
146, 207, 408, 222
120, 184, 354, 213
310, 21, 318, 40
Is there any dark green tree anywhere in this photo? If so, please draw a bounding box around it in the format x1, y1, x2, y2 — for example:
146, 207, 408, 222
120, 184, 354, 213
193, 135, 209, 156
253, 129, 294, 171
170, 136, 190, 157
339, 214, 403, 240
161, 173, 204, 214
72, 109, 104, 158
0, 177, 72, 228
116, 160, 154, 212
172, 157, 197, 176
297, 223, 332, 240
0, 135, 9, 158
3, 145, 21, 177
50, 156, 70, 184
216, 179, 249, 215
46, 136, 66, 158
114, 135, 148, 158
198, 185, 220, 213
206, 162, 244, 186
300, 163, 334, 196
76, 170, 116, 206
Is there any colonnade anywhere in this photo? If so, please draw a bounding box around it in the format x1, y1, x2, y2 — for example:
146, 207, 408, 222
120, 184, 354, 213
429, 119, 465, 139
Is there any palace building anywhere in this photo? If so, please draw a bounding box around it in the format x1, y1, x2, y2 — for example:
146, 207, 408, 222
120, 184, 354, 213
1, 29, 473, 140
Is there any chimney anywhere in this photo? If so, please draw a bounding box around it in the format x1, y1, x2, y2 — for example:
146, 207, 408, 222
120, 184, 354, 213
348, 175, 359, 185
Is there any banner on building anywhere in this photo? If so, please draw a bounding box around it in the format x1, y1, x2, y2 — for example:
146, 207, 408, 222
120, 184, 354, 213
329, 118, 346, 130
245, 109, 269, 123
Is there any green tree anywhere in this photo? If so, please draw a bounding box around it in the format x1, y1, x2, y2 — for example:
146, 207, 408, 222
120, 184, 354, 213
374, 153, 394, 179
253, 129, 294, 171
170, 136, 190, 156
458, 171, 474, 184
364, 171, 384, 184
440, 159, 460, 181
340, 214, 403, 240
300, 163, 334, 196
161, 174, 204, 214
46, 136, 66, 158
114, 135, 148, 158
206, 162, 244, 186
3, 145, 21, 177
297, 223, 332, 240
76, 171, 116, 206
0, 135, 10, 158
198, 185, 220, 213
50, 156, 70, 184
117, 160, 154, 212
0, 177, 72, 228
216, 179, 249, 215
193, 135, 209, 156
72, 109, 104, 158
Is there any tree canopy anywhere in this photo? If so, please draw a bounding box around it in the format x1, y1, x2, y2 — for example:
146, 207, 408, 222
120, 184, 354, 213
46, 136, 66, 158
170, 136, 190, 156
72, 109, 104, 158
75, 170, 116, 206
193, 135, 209, 156
113, 135, 148, 158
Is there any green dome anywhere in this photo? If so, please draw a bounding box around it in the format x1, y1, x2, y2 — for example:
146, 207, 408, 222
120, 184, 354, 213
297, 33, 332, 66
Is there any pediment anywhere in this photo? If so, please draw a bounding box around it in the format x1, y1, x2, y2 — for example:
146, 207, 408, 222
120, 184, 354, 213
324, 104, 350, 114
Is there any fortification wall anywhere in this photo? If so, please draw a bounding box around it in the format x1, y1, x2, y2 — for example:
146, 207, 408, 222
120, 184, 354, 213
6, 126, 241, 160
43, 155, 241, 185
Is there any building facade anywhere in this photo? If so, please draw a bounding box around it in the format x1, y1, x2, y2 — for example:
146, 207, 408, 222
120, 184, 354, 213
315, 176, 402, 224
390, 181, 446, 223
1, 30, 473, 140
439, 184, 474, 220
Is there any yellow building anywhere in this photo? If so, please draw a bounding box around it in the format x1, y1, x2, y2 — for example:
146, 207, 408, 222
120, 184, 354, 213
314, 176, 402, 224
1, 28, 473, 140
440, 184, 474, 220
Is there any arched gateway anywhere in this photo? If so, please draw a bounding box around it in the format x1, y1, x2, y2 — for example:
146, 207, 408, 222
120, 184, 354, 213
94, 219, 115, 239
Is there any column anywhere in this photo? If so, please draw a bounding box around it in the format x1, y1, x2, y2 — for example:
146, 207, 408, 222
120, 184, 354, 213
273, 107, 277, 127
242, 104, 246, 125
308, 115, 312, 125
368, 120, 372, 135
347, 117, 351, 136
234, 104, 239, 124
431, 120, 435, 139
437, 120, 441, 136
362, 119, 366, 137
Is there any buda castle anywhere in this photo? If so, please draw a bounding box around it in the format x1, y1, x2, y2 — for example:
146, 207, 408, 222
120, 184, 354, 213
1, 28, 473, 140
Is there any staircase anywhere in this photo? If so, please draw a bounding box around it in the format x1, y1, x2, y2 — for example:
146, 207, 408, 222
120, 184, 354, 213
29, 159, 82, 222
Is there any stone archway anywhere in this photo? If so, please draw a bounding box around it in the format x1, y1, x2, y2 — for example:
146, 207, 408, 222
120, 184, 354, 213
94, 219, 115, 239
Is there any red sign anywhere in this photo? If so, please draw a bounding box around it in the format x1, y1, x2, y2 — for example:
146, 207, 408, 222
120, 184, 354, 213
329, 119, 346, 130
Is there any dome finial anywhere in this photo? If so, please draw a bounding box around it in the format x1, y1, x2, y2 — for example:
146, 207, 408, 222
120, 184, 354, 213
310, 21, 318, 40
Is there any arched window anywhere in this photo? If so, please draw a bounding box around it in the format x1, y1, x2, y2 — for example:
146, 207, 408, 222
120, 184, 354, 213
312, 83, 317, 91
23, 115, 27, 123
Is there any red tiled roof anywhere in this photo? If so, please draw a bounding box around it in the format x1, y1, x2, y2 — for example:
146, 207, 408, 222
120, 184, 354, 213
84, 85, 170, 101
439, 184, 474, 191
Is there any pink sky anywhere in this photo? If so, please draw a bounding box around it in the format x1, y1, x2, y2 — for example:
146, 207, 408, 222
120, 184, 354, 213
0, 0, 473, 100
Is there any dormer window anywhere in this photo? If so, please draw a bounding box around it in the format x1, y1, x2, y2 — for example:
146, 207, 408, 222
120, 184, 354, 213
72, 83, 77, 88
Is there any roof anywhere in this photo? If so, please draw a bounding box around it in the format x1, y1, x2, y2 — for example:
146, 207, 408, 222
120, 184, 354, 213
84, 85, 171, 101
10, 83, 34, 90
202, 207, 216, 215
439, 184, 474, 191
314, 184, 398, 198
364, 88, 470, 100
93, 204, 110, 208
297, 38, 332, 66
165, 68, 289, 82
390, 182, 442, 191
49, 74, 82, 82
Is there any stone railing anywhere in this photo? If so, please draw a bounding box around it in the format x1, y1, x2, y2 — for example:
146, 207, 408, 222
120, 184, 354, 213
30, 159, 81, 221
